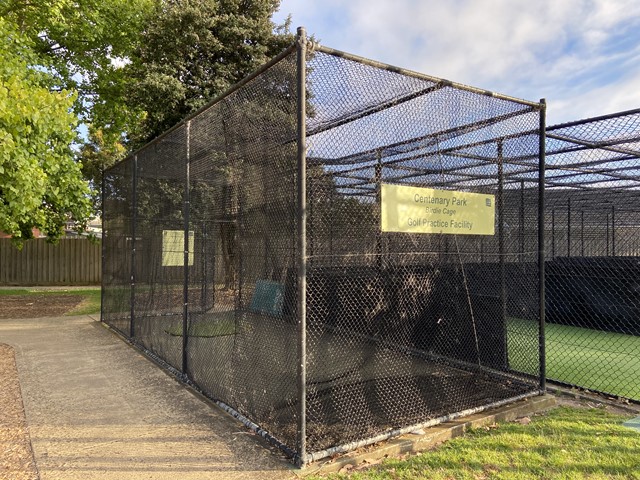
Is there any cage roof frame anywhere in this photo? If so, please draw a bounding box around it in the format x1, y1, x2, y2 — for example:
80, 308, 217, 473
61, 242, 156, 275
545, 109, 640, 191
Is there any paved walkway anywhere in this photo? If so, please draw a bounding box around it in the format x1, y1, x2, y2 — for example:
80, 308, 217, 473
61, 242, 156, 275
0, 315, 296, 480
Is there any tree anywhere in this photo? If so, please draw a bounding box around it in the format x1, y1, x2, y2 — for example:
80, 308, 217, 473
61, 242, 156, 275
124, 0, 294, 148
95, 0, 294, 289
0, 0, 155, 129
0, 18, 92, 244
2, 0, 156, 218
79, 125, 127, 214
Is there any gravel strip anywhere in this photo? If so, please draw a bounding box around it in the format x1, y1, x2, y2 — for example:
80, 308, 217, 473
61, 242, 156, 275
0, 344, 38, 480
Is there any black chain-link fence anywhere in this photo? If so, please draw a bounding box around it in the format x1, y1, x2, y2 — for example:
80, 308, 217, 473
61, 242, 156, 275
102, 30, 545, 466
545, 109, 640, 401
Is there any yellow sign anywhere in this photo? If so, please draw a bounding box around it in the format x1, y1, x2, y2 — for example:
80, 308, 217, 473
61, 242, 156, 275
162, 230, 194, 266
381, 184, 495, 235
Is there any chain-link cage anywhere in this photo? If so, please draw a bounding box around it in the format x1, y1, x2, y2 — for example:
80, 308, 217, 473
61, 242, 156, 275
545, 109, 640, 401
302, 45, 543, 460
102, 158, 133, 336
102, 31, 545, 466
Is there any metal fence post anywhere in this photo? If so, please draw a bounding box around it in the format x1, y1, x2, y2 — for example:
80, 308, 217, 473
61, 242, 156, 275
130, 155, 138, 339
605, 211, 609, 255
519, 180, 525, 255
375, 151, 383, 271
581, 210, 585, 256
296, 26, 308, 467
183, 121, 191, 375
201, 220, 207, 311
538, 99, 546, 392
551, 209, 555, 258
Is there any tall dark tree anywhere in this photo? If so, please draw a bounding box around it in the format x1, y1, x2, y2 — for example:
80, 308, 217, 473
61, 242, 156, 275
125, 0, 294, 148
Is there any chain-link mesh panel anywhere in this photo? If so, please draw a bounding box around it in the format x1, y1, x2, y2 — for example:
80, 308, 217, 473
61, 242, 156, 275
185, 51, 300, 449
131, 126, 188, 371
102, 50, 300, 450
545, 110, 640, 401
102, 159, 133, 336
304, 49, 542, 453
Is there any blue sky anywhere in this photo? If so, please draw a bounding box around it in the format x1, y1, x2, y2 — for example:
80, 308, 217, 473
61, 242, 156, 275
273, 0, 640, 126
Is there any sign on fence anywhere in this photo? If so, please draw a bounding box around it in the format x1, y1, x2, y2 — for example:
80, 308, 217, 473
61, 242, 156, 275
381, 183, 496, 235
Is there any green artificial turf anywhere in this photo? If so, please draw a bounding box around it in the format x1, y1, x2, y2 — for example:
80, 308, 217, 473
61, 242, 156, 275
310, 407, 640, 480
508, 318, 640, 401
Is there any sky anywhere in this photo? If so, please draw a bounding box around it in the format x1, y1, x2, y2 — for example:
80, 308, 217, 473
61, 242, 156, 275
272, 0, 640, 126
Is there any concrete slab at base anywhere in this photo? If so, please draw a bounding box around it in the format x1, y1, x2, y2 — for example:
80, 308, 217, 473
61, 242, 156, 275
298, 394, 556, 477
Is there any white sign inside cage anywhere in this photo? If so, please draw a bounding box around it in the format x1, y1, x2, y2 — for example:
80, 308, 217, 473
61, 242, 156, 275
162, 230, 194, 266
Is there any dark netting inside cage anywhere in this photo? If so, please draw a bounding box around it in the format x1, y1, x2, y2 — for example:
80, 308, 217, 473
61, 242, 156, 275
102, 31, 545, 466
544, 109, 640, 401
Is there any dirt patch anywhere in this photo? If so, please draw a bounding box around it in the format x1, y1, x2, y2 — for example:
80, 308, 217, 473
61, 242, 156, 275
0, 344, 38, 480
552, 387, 640, 416
0, 294, 84, 319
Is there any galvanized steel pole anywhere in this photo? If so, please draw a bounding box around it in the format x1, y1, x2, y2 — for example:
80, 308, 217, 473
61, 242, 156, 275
296, 26, 308, 467
567, 197, 571, 257
497, 139, 507, 367
612, 205, 616, 256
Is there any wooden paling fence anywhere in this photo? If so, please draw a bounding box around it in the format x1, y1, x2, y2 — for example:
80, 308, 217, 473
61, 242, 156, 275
0, 237, 101, 285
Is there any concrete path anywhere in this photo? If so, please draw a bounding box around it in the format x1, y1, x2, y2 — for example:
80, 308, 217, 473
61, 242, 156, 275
0, 315, 296, 480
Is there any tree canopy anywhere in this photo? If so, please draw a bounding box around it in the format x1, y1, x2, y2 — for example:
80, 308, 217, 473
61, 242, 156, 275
0, 18, 92, 243
124, 0, 293, 148
1, 0, 294, 238
1, 0, 155, 129
1, 0, 155, 218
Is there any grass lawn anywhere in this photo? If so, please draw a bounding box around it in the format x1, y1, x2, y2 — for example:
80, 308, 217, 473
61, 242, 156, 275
0, 288, 101, 316
508, 318, 640, 401
310, 406, 640, 480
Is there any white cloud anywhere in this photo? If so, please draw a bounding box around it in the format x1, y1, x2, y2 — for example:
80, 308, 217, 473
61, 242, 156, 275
274, 0, 640, 124
551, 68, 640, 123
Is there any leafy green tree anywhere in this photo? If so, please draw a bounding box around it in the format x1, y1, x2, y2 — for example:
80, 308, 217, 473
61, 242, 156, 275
2, 0, 156, 217
0, 18, 92, 244
1, 0, 155, 128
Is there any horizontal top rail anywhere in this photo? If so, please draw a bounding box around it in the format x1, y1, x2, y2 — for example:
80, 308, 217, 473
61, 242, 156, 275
547, 107, 640, 131
312, 43, 544, 109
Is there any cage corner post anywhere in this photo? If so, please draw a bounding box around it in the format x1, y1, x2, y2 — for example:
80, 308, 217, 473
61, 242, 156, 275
538, 98, 546, 393
295, 25, 308, 468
